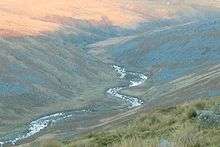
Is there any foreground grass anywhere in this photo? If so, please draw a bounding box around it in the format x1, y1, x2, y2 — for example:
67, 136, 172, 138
29, 97, 220, 147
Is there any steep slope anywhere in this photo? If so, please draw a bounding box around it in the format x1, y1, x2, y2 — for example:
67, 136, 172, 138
0, 22, 122, 137
0, 0, 220, 145
87, 8, 220, 106
85, 10, 220, 145
0, 0, 178, 138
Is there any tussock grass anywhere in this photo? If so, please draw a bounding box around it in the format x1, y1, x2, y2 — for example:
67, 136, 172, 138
41, 140, 63, 147
28, 97, 220, 147
67, 97, 220, 147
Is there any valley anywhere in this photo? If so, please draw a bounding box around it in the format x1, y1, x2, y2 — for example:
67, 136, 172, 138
0, 64, 147, 146
0, 0, 219, 147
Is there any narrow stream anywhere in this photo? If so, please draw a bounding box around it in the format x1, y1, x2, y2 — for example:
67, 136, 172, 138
1, 113, 71, 145
0, 65, 147, 146
107, 65, 147, 107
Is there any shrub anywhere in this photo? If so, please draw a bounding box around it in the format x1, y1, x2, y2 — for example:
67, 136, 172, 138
187, 108, 197, 119
93, 133, 122, 146
194, 101, 208, 110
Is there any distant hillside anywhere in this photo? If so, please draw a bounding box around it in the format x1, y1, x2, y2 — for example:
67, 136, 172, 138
0, 0, 175, 37
0, 20, 122, 136
88, 8, 220, 108
0, 0, 220, 145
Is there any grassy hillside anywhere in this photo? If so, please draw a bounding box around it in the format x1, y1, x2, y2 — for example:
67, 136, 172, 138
87, 8, 220, 110
0, 21, 125, 136
88, 12, 220, 81
0, 0, 220, 145
25, 96, 220, 147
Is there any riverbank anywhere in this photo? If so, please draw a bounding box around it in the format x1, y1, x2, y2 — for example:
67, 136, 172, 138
49, 96, 219, 147
0, 65, 147, 146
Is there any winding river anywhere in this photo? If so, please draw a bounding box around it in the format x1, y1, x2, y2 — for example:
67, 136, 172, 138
107, 65, 147, 107
0, 65, 147, 146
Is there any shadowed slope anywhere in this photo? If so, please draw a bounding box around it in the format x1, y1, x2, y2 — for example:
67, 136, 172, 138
87, 9, 220, 111
0, 23, 121, 136
0, 0, 220, 145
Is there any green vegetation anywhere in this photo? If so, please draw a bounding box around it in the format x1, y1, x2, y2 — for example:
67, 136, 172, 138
65, 97, 219, 147
26, 97, 220, 147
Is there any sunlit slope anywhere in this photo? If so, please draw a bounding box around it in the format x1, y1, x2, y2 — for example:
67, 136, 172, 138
1, 0, 219, 37
0, 0, 176, 37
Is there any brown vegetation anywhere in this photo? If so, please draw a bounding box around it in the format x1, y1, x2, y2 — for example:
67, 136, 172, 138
0, 0, 191, 37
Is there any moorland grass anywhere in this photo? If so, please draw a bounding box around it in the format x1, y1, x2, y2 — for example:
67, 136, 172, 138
28, 97, 220, 147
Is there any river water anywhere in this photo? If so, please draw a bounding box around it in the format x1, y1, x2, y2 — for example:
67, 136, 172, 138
0, 65, 147, 146
107, 65, 147, 107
